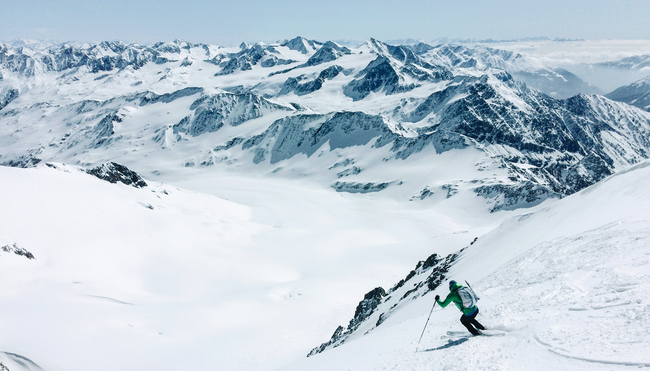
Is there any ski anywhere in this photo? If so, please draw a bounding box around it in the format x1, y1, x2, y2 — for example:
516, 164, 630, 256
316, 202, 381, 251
444, 329, 506, 338
478, 329, 506, 337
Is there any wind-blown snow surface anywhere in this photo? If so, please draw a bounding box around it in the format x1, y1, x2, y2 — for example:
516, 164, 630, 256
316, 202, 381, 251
279, 160, 650, 371
0, 163, 506, 371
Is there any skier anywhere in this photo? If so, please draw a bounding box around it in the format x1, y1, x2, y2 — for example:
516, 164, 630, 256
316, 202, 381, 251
435, 280, 486, 335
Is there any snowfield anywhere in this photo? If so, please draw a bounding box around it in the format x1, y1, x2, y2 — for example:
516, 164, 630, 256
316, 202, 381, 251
0, 162, 506, 371
1, 159, 649, 371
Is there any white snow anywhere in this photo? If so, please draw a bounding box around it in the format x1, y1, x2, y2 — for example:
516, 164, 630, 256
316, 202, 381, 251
1, 38, 650, 371
276, 160, 650, 371
1, 158, 649, 371
0, 162, 509, 371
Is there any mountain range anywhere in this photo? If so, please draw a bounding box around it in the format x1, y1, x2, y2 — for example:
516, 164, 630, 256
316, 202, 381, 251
2, 37, 650, 213
606, 74, 650, 112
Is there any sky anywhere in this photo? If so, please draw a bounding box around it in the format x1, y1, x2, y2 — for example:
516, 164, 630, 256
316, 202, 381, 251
1, 0, 650, 46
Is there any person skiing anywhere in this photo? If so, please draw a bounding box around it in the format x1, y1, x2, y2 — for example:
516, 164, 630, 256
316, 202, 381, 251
435, 280, 486, 335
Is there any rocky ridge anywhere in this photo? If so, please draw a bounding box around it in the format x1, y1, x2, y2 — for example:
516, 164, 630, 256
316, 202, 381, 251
307, 243, 472, 356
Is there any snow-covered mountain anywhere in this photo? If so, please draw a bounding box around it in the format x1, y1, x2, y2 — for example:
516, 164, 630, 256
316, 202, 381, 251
606, 75, 650, 111
594, 54, 650, 72
412, 42, 603, 98
0, 40, 219, 76
2, 38, 649, 212
565, 54, 650, 93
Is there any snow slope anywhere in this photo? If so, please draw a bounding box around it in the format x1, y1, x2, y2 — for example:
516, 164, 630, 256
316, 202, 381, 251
0, 162, 510, 371
280, 160, 650, 370
2, 158, 649, 371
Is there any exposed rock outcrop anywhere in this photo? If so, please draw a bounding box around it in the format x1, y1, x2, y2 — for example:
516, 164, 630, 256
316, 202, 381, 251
308, 247, 466, 356
86, 162, 148, 188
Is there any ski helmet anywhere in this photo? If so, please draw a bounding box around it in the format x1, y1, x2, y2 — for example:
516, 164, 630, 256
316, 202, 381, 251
448, 280, 457, 290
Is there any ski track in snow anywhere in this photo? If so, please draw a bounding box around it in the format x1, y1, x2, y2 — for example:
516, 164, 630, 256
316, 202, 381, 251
477, 220, 650, 369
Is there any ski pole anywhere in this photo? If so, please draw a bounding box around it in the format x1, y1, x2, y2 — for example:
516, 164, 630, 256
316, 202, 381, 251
417, 298, 437, 343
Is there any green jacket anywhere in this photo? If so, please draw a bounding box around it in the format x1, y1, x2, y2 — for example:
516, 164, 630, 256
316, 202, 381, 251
436, 282, 477, 316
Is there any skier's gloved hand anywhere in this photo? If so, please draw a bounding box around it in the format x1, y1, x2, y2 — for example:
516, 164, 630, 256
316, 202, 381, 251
435, 295, 440, 300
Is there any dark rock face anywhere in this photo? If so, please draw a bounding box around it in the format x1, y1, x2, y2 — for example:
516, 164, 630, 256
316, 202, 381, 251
0, 89, 19, 111
303, 41, 351, 67
211, 43, 296, 76
278, 65, 343, 96
1, 146, 43, 168
606, 76, 650, 111
240, 111, 405, 164
352, 288, 386, 327
138, 87, 204, 106
336, 166, 362, 178
332, 181, 390, 193
379, 41, 438, 70
474, 182, 562, 212
410, 42, 435, 55
213, 137, 245, 151
1, 243, 35, 260
173, 92, 294, 137
344, 40, 453, 101
86, 162, 148, 188
307, 287, 386, 357
92, 112, 119, 148
260, 56, 294, 68
281, 36, 323, 54
344, 56, 411, 100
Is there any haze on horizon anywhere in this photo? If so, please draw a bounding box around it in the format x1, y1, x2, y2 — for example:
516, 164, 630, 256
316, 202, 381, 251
1, 0, 649, 46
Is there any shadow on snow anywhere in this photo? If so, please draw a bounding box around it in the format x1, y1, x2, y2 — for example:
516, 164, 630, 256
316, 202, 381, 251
420, 337, 470, 352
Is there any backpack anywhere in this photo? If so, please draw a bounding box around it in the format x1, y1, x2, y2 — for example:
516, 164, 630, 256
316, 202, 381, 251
457, 286, 478, 309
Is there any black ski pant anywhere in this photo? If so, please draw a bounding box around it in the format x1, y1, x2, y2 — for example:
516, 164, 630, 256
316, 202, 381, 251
460, 308, 485, 335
